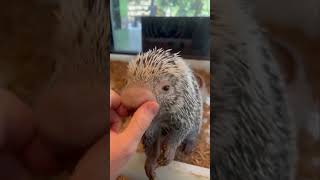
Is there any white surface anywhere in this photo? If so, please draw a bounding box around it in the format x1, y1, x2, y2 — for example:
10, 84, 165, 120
120, 152, 210, 180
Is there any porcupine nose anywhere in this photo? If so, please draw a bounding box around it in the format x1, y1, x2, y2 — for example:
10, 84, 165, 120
121, 87, 156, 111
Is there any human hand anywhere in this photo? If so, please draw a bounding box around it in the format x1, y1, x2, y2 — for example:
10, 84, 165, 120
109, 90, 159, 180
0, 88, 158, 180
0, 88, 63, 179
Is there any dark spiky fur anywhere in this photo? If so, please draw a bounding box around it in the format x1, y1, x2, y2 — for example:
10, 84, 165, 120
211, 0, 296, 180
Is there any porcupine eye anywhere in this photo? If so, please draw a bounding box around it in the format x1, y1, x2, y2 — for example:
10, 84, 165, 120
162, 85, 170, 91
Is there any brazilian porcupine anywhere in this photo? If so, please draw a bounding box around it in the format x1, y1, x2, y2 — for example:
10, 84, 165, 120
120, 48, 203, 180
211, 0, 296, 180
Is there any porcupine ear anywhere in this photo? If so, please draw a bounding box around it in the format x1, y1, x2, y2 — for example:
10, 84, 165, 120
194, 72, 204, 89
268, 37, 296, 85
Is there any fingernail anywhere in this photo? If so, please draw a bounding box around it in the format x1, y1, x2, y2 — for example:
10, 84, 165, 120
146, 101, 159, 115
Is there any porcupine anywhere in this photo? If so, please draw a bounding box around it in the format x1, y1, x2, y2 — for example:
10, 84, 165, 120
211, 0, 296, 180
120, 48, 203, 180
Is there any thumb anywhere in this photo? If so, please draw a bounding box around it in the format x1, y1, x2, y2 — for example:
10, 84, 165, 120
121, 101, 159, 146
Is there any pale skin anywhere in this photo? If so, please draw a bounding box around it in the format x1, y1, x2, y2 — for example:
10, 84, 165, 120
109, 90, 159, 180
0, 88, 159, 180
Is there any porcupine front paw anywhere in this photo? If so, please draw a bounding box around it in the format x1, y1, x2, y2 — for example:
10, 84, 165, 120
157, 145, 176, 166
181, 138, 197, 154
145, 158, 157, 180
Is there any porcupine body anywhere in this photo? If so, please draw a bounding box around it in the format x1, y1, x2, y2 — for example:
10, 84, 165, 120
122, 48, 203, 179
211, 0, 296, 180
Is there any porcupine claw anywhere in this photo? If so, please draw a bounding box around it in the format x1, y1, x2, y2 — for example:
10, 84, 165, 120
145, 159, 156, 180
143, 133, 161, 180
181, 139, 196, 155
158, 146, 176, 166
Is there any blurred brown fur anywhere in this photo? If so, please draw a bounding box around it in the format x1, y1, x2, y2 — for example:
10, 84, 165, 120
0, 0, 59, 104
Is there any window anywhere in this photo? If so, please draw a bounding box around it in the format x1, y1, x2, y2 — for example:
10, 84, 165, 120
110, 0, 210, 59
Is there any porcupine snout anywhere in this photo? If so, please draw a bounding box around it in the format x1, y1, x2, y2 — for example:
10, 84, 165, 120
121, 86, 156, 112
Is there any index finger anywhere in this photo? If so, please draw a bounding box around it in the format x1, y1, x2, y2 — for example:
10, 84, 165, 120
120, 101, 159, 146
